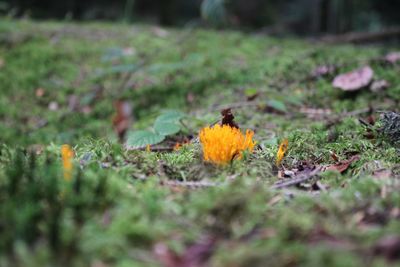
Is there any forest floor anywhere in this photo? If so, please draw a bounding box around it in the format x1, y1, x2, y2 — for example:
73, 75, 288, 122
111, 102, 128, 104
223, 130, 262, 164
0, 19, 400, 267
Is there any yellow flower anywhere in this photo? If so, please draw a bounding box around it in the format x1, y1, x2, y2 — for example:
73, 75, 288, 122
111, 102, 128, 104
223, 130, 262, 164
276, 138, 288, 166
199, 124, 256, 165
61, 144, 74, 181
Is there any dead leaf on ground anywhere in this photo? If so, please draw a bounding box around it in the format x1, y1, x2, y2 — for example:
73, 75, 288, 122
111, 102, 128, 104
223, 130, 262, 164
27, 144, 45, 155
152, 26, 169, 38
274, 155, 360, 189
68, 95, 80, 111
372, 168, 392, 179
329, 151, 339, 162
370, 79, 389, 93
186, 92, 195, 104
332, 66, 374, 91
274, 164, 322, 189
122, 47, 136, 56
311, 64, 336, 79
48, 101, 59, 111
384, 52, 400, 64
221, 108, 239, 129
324, 155, 360, 173
246, 92, 259, 101
154, 235, 217, 267
308, 226, 352, 248
299, 107, 332, 120
112, 100, 133, 142
373, 235, 400, 261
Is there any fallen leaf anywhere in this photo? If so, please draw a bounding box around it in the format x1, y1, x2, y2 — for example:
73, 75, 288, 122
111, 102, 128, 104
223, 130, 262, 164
154, 235, 217, 267
311, 64, 336, 78
122, 47, 136, 56
266, 99, 287, 113
27, 144, 45, 155
329, 151, 339, 162
35, 88, 45, 98
324, 155, 360, 173
384, 52, 400, 64
372, 168, 392, 179
153, 243, 181, 267
299, 107, 332, 120
276, 138, 288, 166
244, 88, 259, 101
48, 101, 59, 111
112, 100, 133, 142
273, 165, 322, 189
312, 181, 328, 191
186, 92, 195, 104
370, 79, 389, 92
68, 95, 80, 111
81, 106, 92, 114
332, 66, 374, 91
152, 26, 169, 38
374, 235, 400, 261
221, 108, 239, 129
246, 92, 259, 101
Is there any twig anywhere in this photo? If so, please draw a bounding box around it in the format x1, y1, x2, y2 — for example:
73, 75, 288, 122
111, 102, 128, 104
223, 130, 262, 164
271, 167, 322, 190
320, 27, 400, 44
326, 107, 372, 128
161, 180, 221, 188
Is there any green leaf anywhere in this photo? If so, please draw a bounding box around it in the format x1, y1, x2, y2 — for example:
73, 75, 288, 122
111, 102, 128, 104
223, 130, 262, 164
126, 130, 165, 149
154, 122, 181, 136
155, 111, 185, 124
244, 88, 258, 97
267, 100, 287, 113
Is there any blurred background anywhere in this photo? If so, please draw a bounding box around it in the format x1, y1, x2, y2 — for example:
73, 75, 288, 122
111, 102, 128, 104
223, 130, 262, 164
3, 0, 400, 35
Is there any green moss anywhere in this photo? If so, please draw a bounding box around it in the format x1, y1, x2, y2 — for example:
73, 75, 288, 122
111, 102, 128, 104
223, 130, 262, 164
1, 19, 400, 266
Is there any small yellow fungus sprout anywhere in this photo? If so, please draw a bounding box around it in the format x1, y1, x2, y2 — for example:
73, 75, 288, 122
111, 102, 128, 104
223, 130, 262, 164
173, 142, 182, 151
199, 124, 256, 165
61, 144, 74, 181
276, 138, 288, 166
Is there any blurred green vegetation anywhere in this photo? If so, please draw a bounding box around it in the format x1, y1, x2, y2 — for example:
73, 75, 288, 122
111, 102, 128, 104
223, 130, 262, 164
0, 20, 400, 266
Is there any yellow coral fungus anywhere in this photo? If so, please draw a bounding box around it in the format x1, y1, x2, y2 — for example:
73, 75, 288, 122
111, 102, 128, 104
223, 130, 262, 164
61, 144, 74, 181
199, 124, 256, 165
276, 138, 288, 166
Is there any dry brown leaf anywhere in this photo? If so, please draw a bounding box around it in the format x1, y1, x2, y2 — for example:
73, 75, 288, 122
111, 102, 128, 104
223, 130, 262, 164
374, 235, 400, 261
112, 100, 132, 142
311, 64, 336, 78
154, 236, 217, 267
324, 155, 360, 173
332, 66, 374, 91
48, 101, 59, 111
35, 88, 45, 98
372, 168, 392, 179
370, 79, 390, 93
